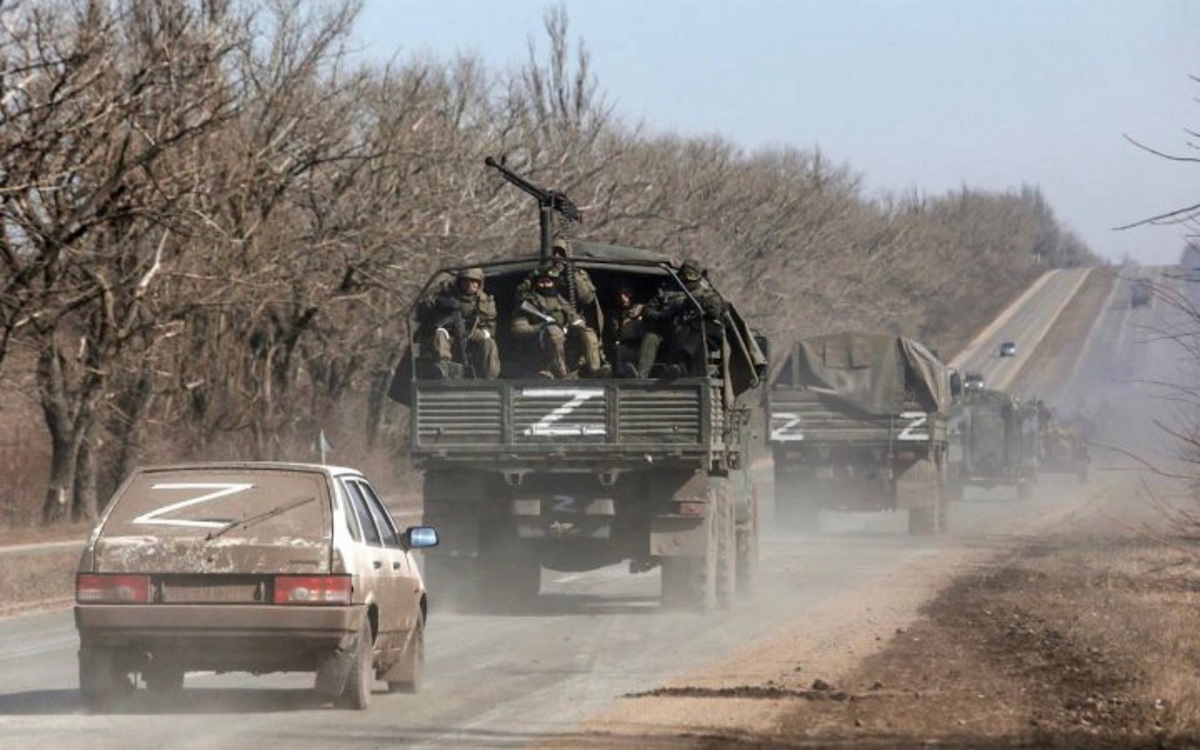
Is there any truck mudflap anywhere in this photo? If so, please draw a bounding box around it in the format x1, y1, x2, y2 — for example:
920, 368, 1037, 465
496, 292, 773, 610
649, 470, 713, 558
649, 514, 710, 557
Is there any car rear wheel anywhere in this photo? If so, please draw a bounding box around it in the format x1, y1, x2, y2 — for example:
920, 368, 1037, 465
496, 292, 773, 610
79, 647, 133, 711
340, 621, 374, 710
387, 613, 424, 694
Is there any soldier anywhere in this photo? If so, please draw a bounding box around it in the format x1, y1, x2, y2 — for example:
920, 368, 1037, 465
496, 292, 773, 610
415, 267, 501, 380
517, 239, 600, 328
511, 263, 608, 379
636, 259, 729, 378
606, 284, 646, 378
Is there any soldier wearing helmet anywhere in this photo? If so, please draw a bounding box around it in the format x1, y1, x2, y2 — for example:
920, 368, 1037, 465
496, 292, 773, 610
633, 258, 729, 378
415, 266, 501, 379
514, 237, 602, 330
510, 261, 608, 379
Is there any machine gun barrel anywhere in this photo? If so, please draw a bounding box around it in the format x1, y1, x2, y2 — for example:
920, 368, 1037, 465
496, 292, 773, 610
485, 157, 581, 259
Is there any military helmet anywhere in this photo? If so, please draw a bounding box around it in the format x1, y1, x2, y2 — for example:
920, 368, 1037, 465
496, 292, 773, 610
534, 262, 561, 280
457, 267, 485, 282
679, 259, 703, 282
551, 238, 571, 257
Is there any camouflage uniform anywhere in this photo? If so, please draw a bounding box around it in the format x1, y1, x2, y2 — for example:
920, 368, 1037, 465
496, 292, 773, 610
637, 259, 728, 377
415, 267, 501, 379
511, 264, 606, 378
606, 286, 646, 378
514, 239, 601, 330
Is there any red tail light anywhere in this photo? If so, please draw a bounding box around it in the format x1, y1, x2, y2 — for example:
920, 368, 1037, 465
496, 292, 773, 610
76, 574, 151, 603
273, 575, 352, 604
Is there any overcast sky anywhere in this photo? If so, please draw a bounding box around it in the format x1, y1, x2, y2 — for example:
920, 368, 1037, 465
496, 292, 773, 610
353, 0, 1199, 267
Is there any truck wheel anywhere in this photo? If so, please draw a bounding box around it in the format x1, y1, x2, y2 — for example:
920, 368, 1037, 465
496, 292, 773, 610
714, 482, 736, 610
387, 613, 424, 694
735, 486, 759, 597
340, 621, 374, 711
79, 647, 132, 711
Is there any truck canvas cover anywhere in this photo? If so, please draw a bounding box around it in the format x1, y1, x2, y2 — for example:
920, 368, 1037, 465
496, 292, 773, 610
772, 331, 949, 414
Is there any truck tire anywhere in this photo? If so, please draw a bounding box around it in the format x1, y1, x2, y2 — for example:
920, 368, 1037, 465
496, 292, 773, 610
735, 485, 759, 598
909, 478, 943, 535
661, 504, 718, 612
714, 481, 736, 610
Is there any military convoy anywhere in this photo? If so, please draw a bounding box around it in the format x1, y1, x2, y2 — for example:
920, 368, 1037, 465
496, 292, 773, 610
766, 332, 952, 535
947, 388, 1041, 501
389, 159, 768, 611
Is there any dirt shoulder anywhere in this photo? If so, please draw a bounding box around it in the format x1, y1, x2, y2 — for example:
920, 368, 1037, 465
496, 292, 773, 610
554, 475, 1200, 749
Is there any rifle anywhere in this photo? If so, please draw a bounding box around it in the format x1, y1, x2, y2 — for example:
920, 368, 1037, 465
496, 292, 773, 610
484, 156, 581, 259
519, 300, 558, 327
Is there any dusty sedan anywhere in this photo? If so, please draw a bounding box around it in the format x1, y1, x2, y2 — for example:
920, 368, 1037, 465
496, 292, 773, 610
74, 462, 437, 710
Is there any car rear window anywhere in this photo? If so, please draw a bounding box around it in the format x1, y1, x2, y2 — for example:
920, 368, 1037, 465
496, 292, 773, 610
100, 468, 331, 541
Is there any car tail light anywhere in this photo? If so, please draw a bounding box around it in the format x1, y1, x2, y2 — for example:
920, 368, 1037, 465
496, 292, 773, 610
76, 574, 151, 603
273, 575, 352, 605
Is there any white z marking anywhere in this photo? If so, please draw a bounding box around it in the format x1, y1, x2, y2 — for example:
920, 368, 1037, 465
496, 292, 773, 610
897, 412, 930, 441
522, 388, 606, 437
770, 412, 804, 442
132, 483, 255, 528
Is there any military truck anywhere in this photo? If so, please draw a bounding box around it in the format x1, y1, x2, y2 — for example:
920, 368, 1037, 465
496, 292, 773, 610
388, 159, 768, 611
947, 388, 1040, 501
767, 331, 951, 534
1039, 420, 1090, 483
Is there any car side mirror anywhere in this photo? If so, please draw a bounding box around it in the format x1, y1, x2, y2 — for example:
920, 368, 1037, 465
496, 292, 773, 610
405, 526, 439, 549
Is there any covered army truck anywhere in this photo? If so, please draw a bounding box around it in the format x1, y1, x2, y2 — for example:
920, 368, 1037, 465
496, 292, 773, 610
388, 159, 768, 612
767, 331, 951, 534
947, 389, 1040, 501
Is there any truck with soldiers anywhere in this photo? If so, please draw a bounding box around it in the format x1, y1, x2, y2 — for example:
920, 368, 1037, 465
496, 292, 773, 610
388, 158, 768, 611
767, 331, 952, 534
947, 387, 1041, 501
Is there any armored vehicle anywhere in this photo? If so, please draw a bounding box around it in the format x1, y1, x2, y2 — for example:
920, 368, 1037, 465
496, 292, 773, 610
388, 159, 768, 611
947, 388, 1040, 501
767, 331, 951, 534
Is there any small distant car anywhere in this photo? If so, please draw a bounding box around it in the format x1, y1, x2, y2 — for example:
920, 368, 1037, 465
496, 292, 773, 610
963, 372, 985, 391
998, 341, 1017, 357
74, 462, 438, 711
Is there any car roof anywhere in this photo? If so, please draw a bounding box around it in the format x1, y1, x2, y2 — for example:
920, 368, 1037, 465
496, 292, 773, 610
129, 461, 364, 479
